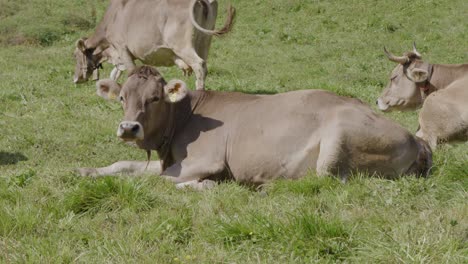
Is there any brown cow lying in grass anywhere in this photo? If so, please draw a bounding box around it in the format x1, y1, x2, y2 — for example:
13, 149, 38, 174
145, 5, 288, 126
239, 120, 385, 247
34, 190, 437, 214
78, 66, 432, 189
377, 43, 468, 149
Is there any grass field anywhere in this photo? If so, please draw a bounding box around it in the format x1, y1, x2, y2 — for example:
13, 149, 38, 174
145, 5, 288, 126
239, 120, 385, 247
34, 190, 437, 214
0, 0, 467, 262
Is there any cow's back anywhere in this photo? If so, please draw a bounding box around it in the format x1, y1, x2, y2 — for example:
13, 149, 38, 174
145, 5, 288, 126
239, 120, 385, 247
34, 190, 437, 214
184, 90, 419, 183
105, 0, 198, 62
419, 76, 468, 145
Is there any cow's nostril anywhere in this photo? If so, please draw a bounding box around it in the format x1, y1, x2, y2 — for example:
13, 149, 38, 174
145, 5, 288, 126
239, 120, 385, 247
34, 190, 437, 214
117, 121, 143, 140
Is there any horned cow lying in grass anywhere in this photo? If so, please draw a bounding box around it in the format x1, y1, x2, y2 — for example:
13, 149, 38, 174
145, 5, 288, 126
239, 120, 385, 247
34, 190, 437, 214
377, 43, 468, 148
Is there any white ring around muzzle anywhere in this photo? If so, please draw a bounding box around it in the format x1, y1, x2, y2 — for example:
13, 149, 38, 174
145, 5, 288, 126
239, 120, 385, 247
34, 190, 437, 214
117, 121, 144, 141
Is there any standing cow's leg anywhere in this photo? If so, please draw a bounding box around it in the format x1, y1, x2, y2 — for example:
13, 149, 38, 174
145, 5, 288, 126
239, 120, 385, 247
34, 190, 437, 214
110, 66, 122, 81
76, 161, 162, 177
175, 50, 207, 90
194, 59, 207, 90
117, 50, 136, 74
174, 57, 193, 77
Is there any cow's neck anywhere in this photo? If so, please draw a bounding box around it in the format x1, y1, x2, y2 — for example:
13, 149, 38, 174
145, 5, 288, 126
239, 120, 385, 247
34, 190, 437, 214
152, 103, 177, 170
169, 91, 206, 132
153, 91, 207, 170
187, 90, 209, 115
428, 63, 468, 92
85, 35, 109, 55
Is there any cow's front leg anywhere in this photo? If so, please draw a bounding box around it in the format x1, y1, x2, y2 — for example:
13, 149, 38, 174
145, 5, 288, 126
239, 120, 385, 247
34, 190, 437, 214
175, 51, 206, 90
118, 50, 136, 74
110, 67, 122, 81
160, 159, 226, 189
174, 57, 193, 77
76, 161, 162, 177
192, 59, 207, 90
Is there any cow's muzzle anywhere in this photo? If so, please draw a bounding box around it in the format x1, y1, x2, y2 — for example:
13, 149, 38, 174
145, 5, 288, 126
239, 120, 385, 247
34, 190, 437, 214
117, 121, 144, 141
376, 98, 390, 112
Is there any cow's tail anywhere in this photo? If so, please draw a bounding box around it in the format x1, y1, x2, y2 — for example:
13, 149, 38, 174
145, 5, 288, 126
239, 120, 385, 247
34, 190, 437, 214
190, 0, 236, 36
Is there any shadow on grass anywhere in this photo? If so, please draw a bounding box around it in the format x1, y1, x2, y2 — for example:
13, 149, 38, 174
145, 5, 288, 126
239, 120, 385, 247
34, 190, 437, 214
0, 151, 28, 165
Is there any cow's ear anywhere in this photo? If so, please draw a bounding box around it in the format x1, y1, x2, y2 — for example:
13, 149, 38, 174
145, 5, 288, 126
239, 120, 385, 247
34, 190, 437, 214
76, 38, 87, 53
96, 79, 121, 101
163, 80, 188, 103
408, 68, 429, 83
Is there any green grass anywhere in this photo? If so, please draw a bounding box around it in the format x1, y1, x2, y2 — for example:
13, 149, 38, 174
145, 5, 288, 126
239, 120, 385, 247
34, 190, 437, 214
0, 0, 467, 262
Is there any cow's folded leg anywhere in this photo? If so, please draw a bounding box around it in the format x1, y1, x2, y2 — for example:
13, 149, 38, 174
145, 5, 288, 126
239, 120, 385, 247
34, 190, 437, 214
76, 161, 162, 177
316, 137, 350, 182
175, 180, 217, 191
160, 160, 225, 186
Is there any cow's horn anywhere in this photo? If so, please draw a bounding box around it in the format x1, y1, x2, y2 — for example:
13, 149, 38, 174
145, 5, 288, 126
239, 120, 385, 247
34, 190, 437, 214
412, 42, 422, 58
384, 47, 409, 64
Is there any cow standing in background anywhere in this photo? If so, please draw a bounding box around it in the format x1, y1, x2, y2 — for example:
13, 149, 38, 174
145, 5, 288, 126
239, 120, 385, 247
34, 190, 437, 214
377, 43, 468, 148
77, 66, 432, 189
73, 0, 235, 90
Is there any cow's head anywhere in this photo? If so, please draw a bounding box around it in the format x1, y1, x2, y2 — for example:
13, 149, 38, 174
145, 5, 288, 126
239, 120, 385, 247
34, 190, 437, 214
96, 66, 188, 150
73, 37, 104, 84
377, 43, 432, 111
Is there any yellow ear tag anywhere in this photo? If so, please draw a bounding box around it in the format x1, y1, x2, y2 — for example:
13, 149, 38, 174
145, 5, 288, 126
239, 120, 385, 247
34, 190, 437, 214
108, 92, 117, 100
169, 93, 178, 103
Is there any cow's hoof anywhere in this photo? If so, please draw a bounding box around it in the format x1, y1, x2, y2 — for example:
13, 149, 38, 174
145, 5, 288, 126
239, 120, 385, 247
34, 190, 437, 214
200, 180, 217, 190
175, 180, 217, 191
74, 168, 98, 177
181, 67, 193, 77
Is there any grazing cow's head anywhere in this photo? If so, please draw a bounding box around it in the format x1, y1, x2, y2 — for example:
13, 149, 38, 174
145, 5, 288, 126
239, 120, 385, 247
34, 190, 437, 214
73, 38, 104, 84
96, 66, 188, 150
377, 43, 432, 111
